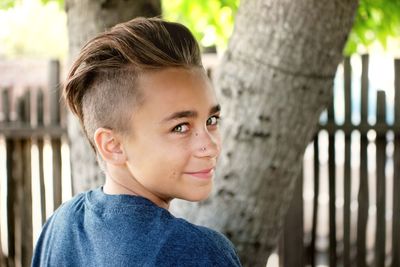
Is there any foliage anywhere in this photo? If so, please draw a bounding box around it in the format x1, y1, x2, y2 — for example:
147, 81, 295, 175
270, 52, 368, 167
0, 0, 15, 9
162, 0, 239, 52
40, 0, 62, 5
0, 0, 67, 59
162, 0, 400, 55
0, 0, 400, 56
345, 0, 400, 54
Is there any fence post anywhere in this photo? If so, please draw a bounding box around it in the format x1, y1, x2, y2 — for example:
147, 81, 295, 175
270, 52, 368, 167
357, 54, 369, 267
36, 89, 47, 224
5, 91, 34, 267
281, 167, 304, 267
49, 60, 62, 210
327, 94, 336, 267
392, 59, 400, 267
374, 91, 386, 267
0, 88, 9, 267
20, 91, 33, 267
343, 57, 352, 267
4, 87, 16, 267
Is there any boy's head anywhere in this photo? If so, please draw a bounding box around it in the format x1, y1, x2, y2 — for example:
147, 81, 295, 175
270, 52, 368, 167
63, 17, 222, 203
64, 17, 202, 152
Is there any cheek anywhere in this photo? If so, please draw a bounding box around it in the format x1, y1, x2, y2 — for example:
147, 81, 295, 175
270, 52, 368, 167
142, 135, 194, 176
162, 146, 191, 172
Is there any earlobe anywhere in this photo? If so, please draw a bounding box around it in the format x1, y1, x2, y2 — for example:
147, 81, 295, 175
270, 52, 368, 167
94, 128, 127, 165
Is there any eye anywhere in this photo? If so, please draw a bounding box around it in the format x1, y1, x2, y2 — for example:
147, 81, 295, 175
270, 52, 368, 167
207, 115, 220, 126
172, 123, 190, 134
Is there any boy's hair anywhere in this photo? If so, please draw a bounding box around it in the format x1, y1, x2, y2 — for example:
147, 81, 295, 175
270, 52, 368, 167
63, 17, 202, 155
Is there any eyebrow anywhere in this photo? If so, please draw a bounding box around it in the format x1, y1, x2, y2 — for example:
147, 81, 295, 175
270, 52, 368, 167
161, 104, 221, 123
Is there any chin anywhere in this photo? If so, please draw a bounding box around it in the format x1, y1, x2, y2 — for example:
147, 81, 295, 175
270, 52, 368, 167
183, 189, 212, 202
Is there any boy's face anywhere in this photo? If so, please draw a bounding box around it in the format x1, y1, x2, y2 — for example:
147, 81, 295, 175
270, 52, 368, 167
121, 67, 221, 203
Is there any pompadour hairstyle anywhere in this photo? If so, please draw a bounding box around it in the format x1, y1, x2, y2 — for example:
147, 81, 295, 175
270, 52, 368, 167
63, 17, 203, 153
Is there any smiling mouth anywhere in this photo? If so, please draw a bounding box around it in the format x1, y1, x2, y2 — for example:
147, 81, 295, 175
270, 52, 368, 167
184, 168, 214, 179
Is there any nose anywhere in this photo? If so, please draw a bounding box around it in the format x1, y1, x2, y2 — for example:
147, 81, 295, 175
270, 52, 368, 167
194, 130, 220, 158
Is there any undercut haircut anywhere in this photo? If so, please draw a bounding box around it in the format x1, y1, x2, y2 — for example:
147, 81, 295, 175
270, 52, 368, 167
63, 17, 202, 160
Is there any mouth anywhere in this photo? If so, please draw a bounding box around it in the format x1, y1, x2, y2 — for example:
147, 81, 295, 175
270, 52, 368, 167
184, 168, 215, 179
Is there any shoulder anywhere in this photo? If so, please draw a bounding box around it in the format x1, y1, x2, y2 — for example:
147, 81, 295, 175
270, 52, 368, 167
154, 218, 242, 266
47, 191, 87, 226
181, 221, 235, 253
31, 192, 87, 265
39, 191, 86, 230
34, 191, 87, 236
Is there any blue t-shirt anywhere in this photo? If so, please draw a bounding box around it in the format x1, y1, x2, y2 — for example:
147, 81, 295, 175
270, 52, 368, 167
32, 187, 242, 266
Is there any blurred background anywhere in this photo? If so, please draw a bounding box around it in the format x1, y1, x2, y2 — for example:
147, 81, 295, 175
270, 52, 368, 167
1, 0, 400, 266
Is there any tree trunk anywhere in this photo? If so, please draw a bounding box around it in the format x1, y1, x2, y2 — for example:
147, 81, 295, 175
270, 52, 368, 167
65, 0, 161, 194
170, 0, 359, 266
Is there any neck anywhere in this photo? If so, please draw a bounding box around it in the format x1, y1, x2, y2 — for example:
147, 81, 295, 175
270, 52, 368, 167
103, 166, 171, 210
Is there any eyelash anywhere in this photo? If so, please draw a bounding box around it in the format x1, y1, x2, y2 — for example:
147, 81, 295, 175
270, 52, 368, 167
172, 115, 221, 134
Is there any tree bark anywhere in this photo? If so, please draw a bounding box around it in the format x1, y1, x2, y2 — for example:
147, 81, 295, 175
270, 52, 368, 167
170, 0, 359, 266
65, 0, 161, 194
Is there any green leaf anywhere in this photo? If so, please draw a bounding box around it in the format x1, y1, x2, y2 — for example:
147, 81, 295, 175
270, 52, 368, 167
163, 0, 238, 51
0, 0, 18, 9
41, 0, 63, 9
347, 0, 400, 54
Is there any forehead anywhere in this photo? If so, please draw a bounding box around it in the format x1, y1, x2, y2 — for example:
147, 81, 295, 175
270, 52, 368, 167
136, 67, 217, 113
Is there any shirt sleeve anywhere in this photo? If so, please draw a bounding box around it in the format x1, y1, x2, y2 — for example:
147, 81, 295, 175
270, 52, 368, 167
196, 226, 242, 267
152, 222, 242, 267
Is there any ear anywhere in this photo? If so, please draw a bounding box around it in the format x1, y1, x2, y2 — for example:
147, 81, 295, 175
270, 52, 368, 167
94, 128, 127, 165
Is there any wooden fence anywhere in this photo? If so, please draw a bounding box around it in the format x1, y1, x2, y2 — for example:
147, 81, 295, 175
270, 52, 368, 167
282, 55, 400, 267
0, 60, 66, 267
1, 55, 399, 267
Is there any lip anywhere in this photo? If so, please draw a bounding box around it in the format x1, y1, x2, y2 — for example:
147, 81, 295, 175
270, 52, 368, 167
184, 168, 214, 179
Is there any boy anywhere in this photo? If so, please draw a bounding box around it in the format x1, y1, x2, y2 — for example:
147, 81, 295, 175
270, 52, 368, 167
32, 17, 242, 266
